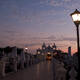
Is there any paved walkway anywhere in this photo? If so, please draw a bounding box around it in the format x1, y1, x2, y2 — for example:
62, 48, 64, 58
1, 61, 53, 80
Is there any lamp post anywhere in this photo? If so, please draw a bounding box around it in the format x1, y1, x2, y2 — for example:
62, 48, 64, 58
70, 9, 80, 79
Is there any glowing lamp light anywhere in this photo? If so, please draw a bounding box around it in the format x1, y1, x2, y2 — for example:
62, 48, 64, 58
48, 52, 51, 54
71, 9, 80, 25
25, 48, 28, 50
38, 51, 40, 54
25, 47, 28, 52
72, 14, 80, 21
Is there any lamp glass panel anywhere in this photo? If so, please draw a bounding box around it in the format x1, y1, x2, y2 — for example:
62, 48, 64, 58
78, 14, 80, 21
72, 14, 80, 21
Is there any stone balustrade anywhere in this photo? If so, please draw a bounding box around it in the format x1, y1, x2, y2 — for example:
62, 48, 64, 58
0, 47, 45, 77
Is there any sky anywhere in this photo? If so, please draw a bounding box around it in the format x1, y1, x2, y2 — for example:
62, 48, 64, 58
0, 0, 80, 54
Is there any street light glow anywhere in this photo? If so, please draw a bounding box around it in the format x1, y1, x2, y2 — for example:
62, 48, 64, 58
38, 51, 40, 54
72, 14, 80, 22
71, 9, 80, 25
25, 48, 28, 50
48, 52, 51, 54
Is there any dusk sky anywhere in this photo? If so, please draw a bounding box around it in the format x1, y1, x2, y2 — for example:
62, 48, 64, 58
0, 0, 80, 54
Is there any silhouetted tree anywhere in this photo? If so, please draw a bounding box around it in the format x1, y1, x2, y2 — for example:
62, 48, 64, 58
4, 46, 12, 54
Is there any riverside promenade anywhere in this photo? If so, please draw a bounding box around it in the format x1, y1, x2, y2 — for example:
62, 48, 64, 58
1, 61, 53, 80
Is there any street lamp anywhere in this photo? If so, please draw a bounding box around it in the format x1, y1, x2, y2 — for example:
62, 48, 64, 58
37, 51, 40, 54
25, 47, 28, 52
70, 9, 80, 79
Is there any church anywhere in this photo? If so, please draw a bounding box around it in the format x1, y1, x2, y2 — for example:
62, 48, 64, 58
36, 43, 57, 60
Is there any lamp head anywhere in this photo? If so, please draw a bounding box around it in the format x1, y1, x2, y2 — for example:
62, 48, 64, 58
70, 9, 80, 26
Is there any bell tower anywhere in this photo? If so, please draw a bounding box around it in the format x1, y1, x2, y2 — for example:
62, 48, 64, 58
52, 43, 57, 50
42, 43, 46, 50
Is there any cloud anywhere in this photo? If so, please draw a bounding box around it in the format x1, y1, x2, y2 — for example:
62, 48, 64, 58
48, 0, 63, 6
62, 37, 76, 41
24, 35, 76, 49
63, 0, 72, 2
43, 35, 76, 42
0, 0, 78, 53
39, 0, 80, 12
25, 43, 42, 47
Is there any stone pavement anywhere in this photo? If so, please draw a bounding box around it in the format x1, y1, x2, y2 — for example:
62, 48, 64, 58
1, 61, 53, 80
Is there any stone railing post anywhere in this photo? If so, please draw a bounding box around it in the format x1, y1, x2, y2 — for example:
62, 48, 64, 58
0, 57, 6, 77
20, 49, 25, 69
12, 47, 17, 72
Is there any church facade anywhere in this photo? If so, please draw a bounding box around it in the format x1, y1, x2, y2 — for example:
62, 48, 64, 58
36, 43, 57, 60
